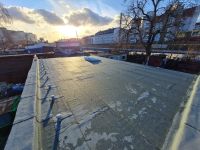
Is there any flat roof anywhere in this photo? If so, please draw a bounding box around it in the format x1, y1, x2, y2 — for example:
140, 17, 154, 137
5, 56, 197, 150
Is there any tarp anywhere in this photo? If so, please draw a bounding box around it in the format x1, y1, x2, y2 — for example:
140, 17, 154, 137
0, 96, 20, 116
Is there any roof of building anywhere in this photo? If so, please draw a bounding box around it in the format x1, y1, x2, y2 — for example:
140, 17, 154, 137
57, 38, 79, 43
5, 56, 199, 150
82, 35, 94, 39
182, 6, 200, 17
95, 28, 116, 36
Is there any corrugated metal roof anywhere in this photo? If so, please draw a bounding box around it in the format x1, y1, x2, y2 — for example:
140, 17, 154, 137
5, 56, 196, 150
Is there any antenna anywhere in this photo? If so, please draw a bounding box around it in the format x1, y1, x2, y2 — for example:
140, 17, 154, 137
76, 31, 78, 40
119, 12, 123, 48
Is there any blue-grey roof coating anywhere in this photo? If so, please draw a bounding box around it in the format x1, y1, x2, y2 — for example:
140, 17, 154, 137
5, 56, 196, 150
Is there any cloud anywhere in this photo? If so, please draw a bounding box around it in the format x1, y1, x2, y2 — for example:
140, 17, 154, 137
66, 8, 113, 26
6, 7, 64, 26
33, 9, 64, 25
7, 7, 35, 24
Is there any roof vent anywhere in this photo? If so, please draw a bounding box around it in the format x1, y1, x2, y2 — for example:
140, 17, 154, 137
84, 56, 101, 64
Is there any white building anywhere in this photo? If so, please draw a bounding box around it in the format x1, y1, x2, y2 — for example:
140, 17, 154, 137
93, 28, 121, 44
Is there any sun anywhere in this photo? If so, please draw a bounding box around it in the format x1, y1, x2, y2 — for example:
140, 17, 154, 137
57, 25, 78, 38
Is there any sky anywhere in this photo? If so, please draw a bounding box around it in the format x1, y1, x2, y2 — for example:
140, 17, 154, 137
1, 0, 127, 42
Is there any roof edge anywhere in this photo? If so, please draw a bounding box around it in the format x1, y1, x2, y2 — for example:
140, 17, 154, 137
162, 75, 200, 150
4, 56, 38, 150
33, 56, 43, 150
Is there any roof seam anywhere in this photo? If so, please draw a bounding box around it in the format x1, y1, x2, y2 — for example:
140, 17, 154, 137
185, 123, 200, 133
13, 116, 34, 125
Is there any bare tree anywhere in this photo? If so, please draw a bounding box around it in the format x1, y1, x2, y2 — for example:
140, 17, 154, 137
0, 2, 11, 25
0, 2, 12, 51
122, 0, 198, 64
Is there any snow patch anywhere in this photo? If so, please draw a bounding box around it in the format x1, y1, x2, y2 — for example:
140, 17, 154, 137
130, 114, 138, 120
86, 132, 119, 148
130, 145, 134, 149
152, 88, 156, 92
137, 91, 150, 101
151, 97, 157, 103
126, 84, 137, 94
124, 136, 132, 142
116, 101, 121, 107
128, 107, 131, 112
138, 107, 147, 116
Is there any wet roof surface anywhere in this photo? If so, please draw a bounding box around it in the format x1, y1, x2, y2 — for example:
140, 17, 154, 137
5, 56, 195, 150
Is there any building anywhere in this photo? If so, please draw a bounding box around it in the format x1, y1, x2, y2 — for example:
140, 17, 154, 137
130, 5, 200, 43
0, 27, 37, 49
93, 28, 120, 44
194, 22, 200, 30
55, 38, 81, 56
82, 28, 127, 45
81, 35, 94, 45
191, 22, 200, 38
5, 56, 200, 150
180, 6, 200, 32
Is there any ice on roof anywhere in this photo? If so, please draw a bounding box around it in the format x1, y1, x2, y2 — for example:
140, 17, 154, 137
5, 56, 196, 150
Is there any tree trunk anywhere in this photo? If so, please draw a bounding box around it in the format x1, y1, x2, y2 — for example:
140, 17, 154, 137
145, 45, 152, 65
145, 55, 150, 65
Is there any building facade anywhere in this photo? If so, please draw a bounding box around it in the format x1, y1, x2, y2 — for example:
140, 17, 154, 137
191, 22, 200, 38
180, 6, 200, 32
81, 35, 94, 45
130, 5, 200, 43
0, 27, 37, 49
194, 22, 200, 30
92, 28, 121, 45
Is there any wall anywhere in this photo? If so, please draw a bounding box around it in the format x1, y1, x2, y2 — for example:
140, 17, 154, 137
0, 53, 54, 83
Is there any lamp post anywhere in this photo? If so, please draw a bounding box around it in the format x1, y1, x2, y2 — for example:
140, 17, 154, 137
1, 37, 6, 52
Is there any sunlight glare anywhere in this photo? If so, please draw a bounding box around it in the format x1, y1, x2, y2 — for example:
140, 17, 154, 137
57, 25, 78, 38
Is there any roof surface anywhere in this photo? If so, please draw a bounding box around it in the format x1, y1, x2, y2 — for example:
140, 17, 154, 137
5, 56, 196, 150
